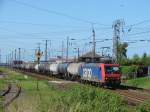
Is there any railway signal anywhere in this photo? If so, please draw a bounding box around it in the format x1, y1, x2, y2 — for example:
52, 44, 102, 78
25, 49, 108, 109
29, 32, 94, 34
35, 51, 43, 61
35, 50, 43, 68
35, 48, 43, 91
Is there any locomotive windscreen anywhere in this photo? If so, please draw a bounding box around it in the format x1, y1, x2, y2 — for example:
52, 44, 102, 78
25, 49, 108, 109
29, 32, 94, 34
105, 66, 120, 74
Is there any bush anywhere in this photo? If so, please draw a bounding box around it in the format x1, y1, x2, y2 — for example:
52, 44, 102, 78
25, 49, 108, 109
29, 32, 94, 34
121, 65, 139, 79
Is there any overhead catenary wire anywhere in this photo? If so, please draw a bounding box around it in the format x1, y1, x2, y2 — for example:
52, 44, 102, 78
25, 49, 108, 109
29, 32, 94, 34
127, 19, 150, 27
0, 30, 111, 37
3, 20, 150, 30
0, 25, 113, 41
127, 30, 150, 36
8, 0, 110, 26
124, 19, 150, 35
0, 26, 90, 34
0, 20, 90, 28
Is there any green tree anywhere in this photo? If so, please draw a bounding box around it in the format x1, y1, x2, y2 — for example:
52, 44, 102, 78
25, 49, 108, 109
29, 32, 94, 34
142, 52, 147, 59
141, 53, 150, 66
132, 54, 142, 65
117, 42, 128, 64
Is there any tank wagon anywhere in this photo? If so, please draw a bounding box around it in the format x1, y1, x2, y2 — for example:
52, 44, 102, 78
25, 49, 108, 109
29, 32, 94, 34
37, 63, 46, 73
49, 63, 60, 75
24, 62, 36, 72
67, 62, 84, 80
58, 63, 70, 78
34, 62, 51, 74
12, 62, 121, 87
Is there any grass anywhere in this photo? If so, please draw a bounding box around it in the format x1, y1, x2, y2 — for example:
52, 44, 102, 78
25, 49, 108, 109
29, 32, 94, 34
0, 96, 4, 112
0, 67, 149, 112
0, 69, 8, 112
124, 77, 150, 89
9, 85, 129, 112
135, 101, 150, 112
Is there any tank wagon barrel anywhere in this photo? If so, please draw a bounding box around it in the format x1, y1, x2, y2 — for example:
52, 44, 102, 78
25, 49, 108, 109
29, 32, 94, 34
57, 63, 70, 78
67, 63, 84, 75
67, 62, 85, 80
49, 63, 60, 75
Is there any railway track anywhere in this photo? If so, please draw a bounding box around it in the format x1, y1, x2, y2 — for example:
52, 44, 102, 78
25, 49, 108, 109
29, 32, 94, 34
1, 83, 21, 107
110, 86, 150, 106
1, 84, 11, 97
12, 69, 150, 106
116, 90, 148, 105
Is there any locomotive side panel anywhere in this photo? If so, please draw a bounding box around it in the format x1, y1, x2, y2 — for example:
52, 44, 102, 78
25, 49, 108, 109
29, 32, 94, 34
79, 63, 104, 82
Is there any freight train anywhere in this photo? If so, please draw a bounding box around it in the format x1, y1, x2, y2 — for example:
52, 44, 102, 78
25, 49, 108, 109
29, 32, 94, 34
12, 61, 121, 86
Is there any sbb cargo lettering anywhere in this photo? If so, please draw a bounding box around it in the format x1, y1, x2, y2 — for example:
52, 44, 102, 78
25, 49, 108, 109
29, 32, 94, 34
83, 68, 92, 78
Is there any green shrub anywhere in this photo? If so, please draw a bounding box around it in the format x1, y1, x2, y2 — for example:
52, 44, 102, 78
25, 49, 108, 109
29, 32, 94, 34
121, 65, 139, 79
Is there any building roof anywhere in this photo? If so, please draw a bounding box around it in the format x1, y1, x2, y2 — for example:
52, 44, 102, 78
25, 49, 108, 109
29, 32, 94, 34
80, 51, 101, 58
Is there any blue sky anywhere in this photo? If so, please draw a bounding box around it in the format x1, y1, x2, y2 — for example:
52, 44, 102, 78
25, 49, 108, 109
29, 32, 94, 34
0, 0, 150, 62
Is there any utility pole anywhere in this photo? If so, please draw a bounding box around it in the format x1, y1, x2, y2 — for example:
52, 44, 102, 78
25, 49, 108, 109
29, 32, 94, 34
11, 51, 14, 66
101, 48, 104, 56
49, 40, 51, 61
0, 49, 1, 64
8, 54, 9, 67
45, 40, 48, 62
6, 55, 8, 65
66, 36, 69, 62
73, 47, 80, 62
34, 49, 37, 61
92, 26, 96, 62
77, 48, 80, 60
12, 51, 14, 61
7, 54, 8, 66
9, 53, 11, 67
5, 55, 7, 64
18, 48, 21, 61
8, 54, 9, 66
112, 19, 125, 63
62, 41, 64, 62
15, 49, 17, 61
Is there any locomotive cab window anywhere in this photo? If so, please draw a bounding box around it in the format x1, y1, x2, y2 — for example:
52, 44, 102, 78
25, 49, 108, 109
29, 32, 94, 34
105, 66, 120, 74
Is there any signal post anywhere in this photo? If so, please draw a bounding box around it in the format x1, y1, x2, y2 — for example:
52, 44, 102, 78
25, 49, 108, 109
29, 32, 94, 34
35, 50, 43, 90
